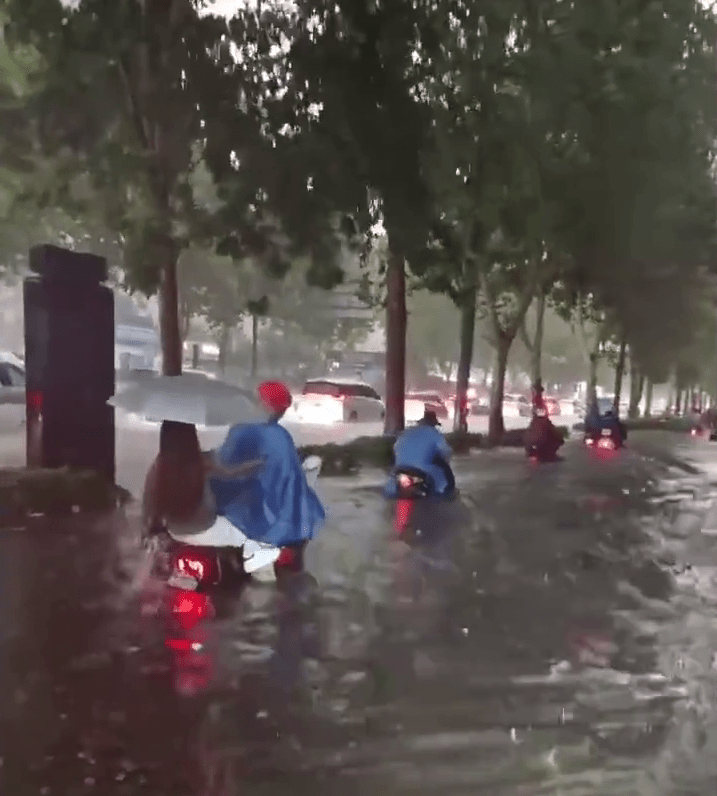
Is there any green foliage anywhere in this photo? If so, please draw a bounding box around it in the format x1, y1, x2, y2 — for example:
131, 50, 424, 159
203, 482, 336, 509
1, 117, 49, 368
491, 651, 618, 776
285, 0, 434, 261
4, 0, 352, 295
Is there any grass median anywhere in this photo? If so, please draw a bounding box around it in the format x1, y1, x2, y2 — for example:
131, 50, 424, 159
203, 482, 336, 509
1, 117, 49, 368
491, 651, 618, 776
571, 416, 694, 434
299, 425, 571, 477
0, 467, 131, 522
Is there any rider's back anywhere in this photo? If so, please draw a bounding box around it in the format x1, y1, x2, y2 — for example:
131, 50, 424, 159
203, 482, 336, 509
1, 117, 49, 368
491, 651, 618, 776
213, 420, 325, 546
394, 425, 449, 465
142, 459, 216, 536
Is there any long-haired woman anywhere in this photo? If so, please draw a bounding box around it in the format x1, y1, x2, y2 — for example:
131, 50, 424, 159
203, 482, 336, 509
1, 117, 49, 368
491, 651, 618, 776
142, 420, 262, 537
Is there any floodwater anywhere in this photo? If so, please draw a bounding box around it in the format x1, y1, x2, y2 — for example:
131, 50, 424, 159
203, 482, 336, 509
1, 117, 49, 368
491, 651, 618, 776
2, 434, 717, 795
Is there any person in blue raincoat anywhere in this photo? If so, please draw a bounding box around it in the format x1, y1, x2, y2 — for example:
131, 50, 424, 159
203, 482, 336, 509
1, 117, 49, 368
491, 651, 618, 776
600, 407, 627, 443
584, 399, 626, 444
209, 381, 326, 558
384, 409, 455, 498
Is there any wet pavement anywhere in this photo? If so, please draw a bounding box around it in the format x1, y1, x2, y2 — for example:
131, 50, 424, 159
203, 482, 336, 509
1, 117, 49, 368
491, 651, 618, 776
2, 432, 717, 794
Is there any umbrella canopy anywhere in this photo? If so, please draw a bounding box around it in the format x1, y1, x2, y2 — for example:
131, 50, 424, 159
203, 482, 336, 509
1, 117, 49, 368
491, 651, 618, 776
108, 372, 269, 427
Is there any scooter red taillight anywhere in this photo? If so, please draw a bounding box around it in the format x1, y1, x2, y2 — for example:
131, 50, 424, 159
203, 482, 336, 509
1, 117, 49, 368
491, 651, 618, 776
597, 438, 616, 450
275, 546, 303, 572
398, 473, 415, 490
171, 548, 220, 585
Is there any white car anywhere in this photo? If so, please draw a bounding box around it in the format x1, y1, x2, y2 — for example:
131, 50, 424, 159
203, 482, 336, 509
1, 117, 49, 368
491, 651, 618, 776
0, 353, 26, 432
405, 391, 450, 424
503, 393, 522, 418
290, 378, 385, 424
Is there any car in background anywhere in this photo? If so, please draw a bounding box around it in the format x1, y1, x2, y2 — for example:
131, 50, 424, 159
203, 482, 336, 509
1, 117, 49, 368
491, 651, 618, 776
0, 352, 26, 432
289, 378, 385, 424
518, 393, 561, 417
405, 391, 449, 424
442, 384, 485, 418
503, 393, 523, 417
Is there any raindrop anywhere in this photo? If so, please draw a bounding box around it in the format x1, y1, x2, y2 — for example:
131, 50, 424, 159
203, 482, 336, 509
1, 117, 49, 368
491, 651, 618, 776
84, 777, 96, 786
461, 627, 469, 636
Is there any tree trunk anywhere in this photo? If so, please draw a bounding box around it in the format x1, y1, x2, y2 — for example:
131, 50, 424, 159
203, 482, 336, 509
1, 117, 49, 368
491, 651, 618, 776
179, 297, 191, 343
453, 284, 477, 433
518, 289, 545, 386
158, 237, 182, 376
628, 361, 643, 419
675, 390, 682, 415
613, 338, 627, 412
530, 288, 545, 386
250, 313, 258, 379
217, 324, 230, 375
644, 380, 653, 417
487, 336, 511, 445
383, 245, 407, 435
587, 351, 599, 411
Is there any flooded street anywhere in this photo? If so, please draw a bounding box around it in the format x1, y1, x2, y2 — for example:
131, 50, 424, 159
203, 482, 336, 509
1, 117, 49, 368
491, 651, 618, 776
2, 433, 717, 794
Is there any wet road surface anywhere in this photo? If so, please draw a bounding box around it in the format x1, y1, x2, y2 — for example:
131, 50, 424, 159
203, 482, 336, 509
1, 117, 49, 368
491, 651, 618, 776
2, 433, 717, 794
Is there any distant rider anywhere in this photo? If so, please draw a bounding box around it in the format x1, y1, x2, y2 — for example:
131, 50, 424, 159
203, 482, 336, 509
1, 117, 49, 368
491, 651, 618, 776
584, 400, 627, 445
600, 407, 627, 445
531, 379, 547, 412
524, 406, 564, 460
384, 409, 455, 498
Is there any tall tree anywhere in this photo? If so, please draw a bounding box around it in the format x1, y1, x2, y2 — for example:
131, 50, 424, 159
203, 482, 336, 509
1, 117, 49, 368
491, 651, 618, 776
414, 0, 581, 441
551, 0, 717, 407
287, 0, 435, 434
4, 0, 347, 376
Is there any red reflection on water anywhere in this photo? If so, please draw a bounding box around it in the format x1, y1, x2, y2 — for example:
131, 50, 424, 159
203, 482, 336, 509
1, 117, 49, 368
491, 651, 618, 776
583, 493, 619, 511
395, 498, 414, 533
165, 588, 215, 631
164, 590, 215, 696
169, 641, 213, 696
567, 629, 617, 668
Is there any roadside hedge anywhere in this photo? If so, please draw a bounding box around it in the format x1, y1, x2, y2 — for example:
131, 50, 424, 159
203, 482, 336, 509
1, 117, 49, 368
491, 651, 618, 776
0, 467, 131, 521
299, 425, 570, 477
572, 416, 693, 433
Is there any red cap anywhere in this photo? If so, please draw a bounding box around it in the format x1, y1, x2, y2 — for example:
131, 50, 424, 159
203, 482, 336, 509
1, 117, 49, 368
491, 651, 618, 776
258, 381, 293, 413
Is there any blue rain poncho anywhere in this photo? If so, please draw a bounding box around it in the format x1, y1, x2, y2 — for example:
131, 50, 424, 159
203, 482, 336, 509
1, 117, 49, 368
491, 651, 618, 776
209, 421, 325, 547
384, 424, 453, 498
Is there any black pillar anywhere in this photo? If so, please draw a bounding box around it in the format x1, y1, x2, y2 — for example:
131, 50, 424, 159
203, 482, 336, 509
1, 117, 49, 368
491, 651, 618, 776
23, 245, 115, 482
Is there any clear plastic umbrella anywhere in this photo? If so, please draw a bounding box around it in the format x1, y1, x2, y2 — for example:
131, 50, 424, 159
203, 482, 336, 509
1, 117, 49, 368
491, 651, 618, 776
108, 372, 268, 427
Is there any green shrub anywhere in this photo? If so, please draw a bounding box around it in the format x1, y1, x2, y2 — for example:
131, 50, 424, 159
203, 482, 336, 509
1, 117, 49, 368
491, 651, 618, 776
572, 417, 692, 433
0, 467, 129, 521
299, 431, 484, 477
497, 425, 569, 448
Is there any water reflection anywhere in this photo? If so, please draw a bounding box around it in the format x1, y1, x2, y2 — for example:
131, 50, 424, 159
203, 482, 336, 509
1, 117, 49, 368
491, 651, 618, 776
1, 448, 714, 794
